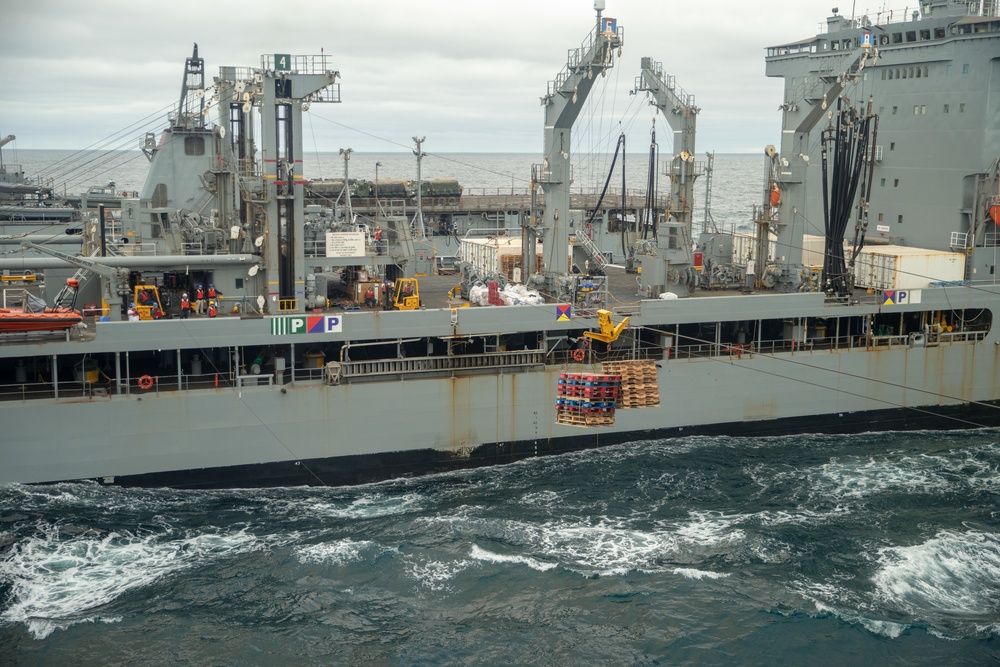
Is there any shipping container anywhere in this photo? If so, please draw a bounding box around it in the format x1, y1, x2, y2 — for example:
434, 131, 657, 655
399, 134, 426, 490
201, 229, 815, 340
852, 245, 965, 290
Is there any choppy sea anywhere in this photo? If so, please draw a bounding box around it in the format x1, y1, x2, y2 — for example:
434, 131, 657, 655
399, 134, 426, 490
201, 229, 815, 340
1, 430, 999, 665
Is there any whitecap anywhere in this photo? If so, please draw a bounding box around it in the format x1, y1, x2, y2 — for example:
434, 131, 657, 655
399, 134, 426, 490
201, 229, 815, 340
295, 538, 375, 565
673, 511, 747, 546
0, 523, 272, 639
872, 529, 1000, 617
468, 544, 557, 571
404, 558, 471, 591
811, 600, 908, 638
671, 567, 730, 580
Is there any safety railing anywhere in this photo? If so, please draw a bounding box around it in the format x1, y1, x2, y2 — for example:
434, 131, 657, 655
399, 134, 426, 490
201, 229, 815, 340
327, 350, 545, 384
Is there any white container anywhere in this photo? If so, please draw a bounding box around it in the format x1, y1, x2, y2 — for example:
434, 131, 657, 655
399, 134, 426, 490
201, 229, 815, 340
460, 237, 529, 276
852, 245, 965, 290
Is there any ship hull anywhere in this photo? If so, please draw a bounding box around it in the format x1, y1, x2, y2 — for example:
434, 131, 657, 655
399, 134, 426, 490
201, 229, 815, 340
5, 330, 999, 488
60, 399, 1000, 490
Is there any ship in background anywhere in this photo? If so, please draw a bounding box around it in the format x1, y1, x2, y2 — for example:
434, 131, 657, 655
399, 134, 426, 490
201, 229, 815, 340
1, 1, 999, 488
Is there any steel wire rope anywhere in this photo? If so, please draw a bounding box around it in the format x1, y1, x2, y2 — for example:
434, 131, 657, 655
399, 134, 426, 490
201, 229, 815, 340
304, 112, 327, 182
36, 102, 175, 192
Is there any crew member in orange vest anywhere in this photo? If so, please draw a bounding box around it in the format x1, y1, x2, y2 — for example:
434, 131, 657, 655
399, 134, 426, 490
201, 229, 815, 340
195, 285, 206, 315
179, 292, 191, 319
208, 300, 218, 318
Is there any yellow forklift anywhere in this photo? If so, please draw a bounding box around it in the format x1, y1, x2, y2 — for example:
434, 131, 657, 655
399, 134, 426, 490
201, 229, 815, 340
384, 278, 421, 310
133, 284, 165, 320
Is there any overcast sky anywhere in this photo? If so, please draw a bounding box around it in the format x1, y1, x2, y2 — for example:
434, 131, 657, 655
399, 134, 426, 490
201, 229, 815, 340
2, 0, 861, 156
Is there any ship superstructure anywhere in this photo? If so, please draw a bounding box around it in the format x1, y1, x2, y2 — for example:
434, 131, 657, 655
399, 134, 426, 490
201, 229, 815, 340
763, 0, 1000, 289
1, 2, 999, 488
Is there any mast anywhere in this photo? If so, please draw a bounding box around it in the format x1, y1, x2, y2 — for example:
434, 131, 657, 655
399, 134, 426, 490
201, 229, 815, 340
257, 53, 342, 313
530, 1, 622, 289
632, 57, 700, 296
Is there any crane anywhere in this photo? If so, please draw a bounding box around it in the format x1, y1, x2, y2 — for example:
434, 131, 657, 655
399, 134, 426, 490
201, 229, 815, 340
20, 243, 129, 320
631, 58, 699, 297
529, 2, 623, 288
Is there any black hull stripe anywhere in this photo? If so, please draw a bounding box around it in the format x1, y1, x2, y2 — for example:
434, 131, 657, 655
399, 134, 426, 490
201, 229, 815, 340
80, 401, 1000, 490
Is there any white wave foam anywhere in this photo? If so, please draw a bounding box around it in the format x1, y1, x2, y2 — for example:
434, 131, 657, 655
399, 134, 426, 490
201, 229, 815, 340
671, 567, 730, 580
0, 523, 271, 639
673, 511, 747, 546
808, 456, 951, 500
468, 544, 557, 572
533, 521, 679, 576
295, 538, 375, 565
405, 558, 471, 591
426, 510, 754, 577
285, 491, 425, 520
873, 529, 1000, 617
813, 601, 908, 638
802, 442, 1000, 502
518, 490, 564, 508
752, 505, 852, 527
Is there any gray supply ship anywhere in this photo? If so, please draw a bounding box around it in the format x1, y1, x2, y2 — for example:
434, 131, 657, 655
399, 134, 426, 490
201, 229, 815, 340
2, 1, 999, 488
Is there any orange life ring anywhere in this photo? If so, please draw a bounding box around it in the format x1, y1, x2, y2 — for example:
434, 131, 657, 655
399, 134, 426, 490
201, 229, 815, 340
572, 348, 585, 362
138, 374, 154, 390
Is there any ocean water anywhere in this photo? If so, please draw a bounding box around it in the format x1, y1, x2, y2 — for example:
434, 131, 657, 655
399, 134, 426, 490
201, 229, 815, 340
1, 430, 999, 665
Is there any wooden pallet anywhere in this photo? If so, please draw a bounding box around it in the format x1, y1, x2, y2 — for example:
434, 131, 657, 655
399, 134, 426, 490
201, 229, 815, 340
556, 413, 616, 426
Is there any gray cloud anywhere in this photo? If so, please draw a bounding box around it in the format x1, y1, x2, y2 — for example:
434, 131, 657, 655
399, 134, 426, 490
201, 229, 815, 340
1, 0, 844, 154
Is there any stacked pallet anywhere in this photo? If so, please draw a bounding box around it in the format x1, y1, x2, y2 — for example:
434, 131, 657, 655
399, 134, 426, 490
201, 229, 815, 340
602, 360, 660, 408
498, 254, 546, 281
555, 372, 621, 426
